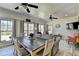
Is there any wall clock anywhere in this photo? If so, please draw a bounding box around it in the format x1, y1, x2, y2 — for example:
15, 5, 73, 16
56, 24, 61, 28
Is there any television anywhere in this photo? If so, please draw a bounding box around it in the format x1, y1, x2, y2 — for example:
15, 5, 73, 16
73, 23, 78, 29
67, 23, 73, 29
67, 22, 79, 29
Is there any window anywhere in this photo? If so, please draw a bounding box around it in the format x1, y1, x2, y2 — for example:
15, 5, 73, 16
24, 23, 34, 36
48, 25, 52, 34
0, 20, 13, 41
24, 23, 27, 36
28, 24, 34, 35
39, 25, 44, 34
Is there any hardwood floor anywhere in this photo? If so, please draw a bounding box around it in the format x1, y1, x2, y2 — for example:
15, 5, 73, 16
56, 51, 73, 56
56, 40, 79, 56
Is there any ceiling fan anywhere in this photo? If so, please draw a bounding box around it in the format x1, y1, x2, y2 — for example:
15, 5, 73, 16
15, 3, 38, 13
26, 18, 31, 22
49, 15, 58, 20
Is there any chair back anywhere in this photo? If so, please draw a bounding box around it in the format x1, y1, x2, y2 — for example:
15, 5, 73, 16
43, 39, 54, 56
14, 37, 22, 56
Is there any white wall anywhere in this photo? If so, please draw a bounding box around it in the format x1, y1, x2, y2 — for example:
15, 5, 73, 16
48, 16, 79, 39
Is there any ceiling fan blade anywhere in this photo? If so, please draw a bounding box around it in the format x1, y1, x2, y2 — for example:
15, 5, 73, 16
15, 6, 19, 10
27, 4, 38, 8
26, 8, 30, 13
52, 17, 58, 19
21, 3, 28, 6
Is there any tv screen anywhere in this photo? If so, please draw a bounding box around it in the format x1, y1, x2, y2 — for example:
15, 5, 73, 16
67, 22, 79, 29
73, 22, 79, 29
73, 24, 78, 29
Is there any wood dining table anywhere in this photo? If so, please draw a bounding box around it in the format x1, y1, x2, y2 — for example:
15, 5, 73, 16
15, 35, 61, 56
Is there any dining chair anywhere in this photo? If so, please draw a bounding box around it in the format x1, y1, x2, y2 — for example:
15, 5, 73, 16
14, 37, 30, 56
31, 39, 54, 56
43, 39, 54, 56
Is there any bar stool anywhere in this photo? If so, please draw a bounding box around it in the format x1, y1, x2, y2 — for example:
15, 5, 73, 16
75, 35, 79, 50
67, 36, 75, 55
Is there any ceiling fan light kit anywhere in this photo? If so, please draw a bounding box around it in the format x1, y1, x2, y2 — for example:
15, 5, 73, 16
49, 15, 53, 19
49, 15, 58, 20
